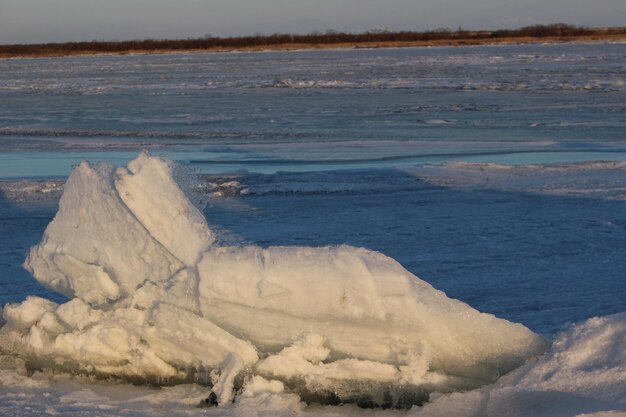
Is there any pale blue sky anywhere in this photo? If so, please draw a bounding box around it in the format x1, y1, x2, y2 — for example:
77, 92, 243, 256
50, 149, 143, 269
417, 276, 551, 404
1, 0, 624, 44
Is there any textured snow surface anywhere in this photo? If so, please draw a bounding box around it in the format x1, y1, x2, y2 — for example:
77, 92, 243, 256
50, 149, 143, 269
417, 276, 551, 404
0, 153, 549, 408
409, 312, 626, 417
0, 312, 624, 416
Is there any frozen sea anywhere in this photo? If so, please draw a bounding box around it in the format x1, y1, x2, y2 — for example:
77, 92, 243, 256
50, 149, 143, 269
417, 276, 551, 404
1, 43, 626, 416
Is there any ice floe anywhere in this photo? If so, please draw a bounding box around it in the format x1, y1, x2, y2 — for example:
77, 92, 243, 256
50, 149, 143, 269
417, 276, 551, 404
0, 152, 550, 408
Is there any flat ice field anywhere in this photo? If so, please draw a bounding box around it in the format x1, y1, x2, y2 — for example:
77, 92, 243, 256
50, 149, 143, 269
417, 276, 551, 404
1, 43, 626, 416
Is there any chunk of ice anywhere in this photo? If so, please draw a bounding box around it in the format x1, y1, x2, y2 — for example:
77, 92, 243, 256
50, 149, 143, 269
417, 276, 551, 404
2, 152, 548, 407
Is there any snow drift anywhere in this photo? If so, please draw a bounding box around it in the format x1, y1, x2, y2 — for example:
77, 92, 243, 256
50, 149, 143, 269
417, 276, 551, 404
1, 152, 547, 407
409, 311, 626, 417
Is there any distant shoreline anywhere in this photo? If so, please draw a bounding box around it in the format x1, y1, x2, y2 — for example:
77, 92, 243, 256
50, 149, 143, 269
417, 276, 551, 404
1, 25, 625, 59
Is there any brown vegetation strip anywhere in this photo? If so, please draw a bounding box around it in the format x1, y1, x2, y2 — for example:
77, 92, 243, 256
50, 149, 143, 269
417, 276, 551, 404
1, 24, 625, 58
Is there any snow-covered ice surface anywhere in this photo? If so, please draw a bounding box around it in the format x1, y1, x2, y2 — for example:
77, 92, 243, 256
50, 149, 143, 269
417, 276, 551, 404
404, 160, 626, 200
1, 43, 626, 416
1, 42, 626, 178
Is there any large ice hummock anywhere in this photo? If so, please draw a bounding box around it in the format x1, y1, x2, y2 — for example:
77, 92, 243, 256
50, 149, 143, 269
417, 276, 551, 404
3, 152, 547, 407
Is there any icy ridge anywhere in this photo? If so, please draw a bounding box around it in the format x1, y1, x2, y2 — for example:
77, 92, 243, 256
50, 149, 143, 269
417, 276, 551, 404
3, 160, 626, 202
2, 152, 548, 407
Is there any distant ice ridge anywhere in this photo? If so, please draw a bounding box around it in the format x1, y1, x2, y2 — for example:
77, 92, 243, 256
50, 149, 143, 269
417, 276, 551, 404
2, 160, 625, 203
404, 161, 626, 200
0, 180, 64, 203
198, 160, 626, 201
1, 152, 548, 407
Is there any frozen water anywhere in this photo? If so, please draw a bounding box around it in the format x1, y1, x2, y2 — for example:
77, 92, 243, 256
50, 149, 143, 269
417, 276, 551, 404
1, 43, 626, 178
1, 43, 625, 416
0, 154, 624, 415
4, 160, 625, 335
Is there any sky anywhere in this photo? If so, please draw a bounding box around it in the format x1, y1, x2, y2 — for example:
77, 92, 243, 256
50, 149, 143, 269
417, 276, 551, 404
0, 0, 625, 44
